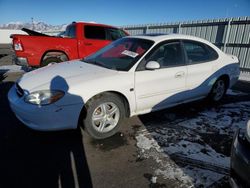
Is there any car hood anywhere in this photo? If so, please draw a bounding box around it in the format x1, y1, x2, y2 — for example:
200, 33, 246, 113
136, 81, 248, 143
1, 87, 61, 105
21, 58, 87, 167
18, 60, 117, 92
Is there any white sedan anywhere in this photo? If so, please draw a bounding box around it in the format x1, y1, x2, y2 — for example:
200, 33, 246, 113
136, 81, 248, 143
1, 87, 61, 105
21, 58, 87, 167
8, 34, 240, 139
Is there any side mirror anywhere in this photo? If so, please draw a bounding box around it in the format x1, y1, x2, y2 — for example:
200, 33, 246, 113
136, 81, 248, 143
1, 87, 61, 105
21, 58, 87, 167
145, 61, 160, 70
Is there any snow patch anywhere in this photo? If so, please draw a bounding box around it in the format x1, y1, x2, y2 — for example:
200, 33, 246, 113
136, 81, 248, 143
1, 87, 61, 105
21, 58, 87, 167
227, 89, 246, 96
239, 72, 250, 82
0, 65, 24, 73
136, 133, 225, 187
165, 140, 230, 167
135, 100, 250, 187
136, 134, 162, 153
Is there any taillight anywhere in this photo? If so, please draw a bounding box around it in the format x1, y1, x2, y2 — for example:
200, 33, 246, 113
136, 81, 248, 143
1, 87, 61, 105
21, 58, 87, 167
13, 39, 23, 51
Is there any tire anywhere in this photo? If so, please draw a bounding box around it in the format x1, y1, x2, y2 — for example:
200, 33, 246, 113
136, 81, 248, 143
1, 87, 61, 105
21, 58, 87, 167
83, 93, 125, 139
41, 57, 62, 67
208, 79, 227, 102
41, 53, 68, 67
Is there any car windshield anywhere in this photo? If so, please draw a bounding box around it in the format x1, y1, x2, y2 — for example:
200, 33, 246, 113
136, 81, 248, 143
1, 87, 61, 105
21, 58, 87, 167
82, 38, 154, 71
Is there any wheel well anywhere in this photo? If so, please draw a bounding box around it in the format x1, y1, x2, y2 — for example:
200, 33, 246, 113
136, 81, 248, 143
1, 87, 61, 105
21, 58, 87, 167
40, 50, 69, 65
108, 91, 131, 117
217, 74, 230, 89
87, 91, 130, 117
77, 91, 131, 129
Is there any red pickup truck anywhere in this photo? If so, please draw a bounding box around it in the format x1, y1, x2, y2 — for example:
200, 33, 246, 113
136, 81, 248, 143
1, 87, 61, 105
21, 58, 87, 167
11, 22, 128, 67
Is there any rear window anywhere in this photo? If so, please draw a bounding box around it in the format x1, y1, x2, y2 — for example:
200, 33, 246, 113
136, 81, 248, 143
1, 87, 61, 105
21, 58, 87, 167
84, 26, 106, 40
64, 24, 76, 38
84, 26, 126, 41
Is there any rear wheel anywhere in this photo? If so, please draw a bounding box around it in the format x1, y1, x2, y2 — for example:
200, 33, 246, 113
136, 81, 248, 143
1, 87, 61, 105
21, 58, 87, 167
209, 79, 227, 102
83, 93, 125, 139
41, 53, 68, 67
41, 57, 62, 67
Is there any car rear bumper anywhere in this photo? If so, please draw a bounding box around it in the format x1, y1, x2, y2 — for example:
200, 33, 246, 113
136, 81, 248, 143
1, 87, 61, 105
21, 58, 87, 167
8, 84, 83, 131
13, 56, 29, 66
230, 129, 250, 187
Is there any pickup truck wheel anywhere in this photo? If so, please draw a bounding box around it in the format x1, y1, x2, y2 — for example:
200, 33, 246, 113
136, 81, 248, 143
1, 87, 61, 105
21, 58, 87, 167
41, 57, 62, 67
83, 93, 125, 139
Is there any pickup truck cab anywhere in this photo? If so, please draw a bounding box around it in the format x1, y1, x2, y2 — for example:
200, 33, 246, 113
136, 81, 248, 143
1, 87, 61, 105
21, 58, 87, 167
11, 22, 128, 67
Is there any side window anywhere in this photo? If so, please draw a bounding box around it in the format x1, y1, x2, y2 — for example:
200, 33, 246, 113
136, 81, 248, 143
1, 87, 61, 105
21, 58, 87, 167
148, 41, 184, 68
183, 41, 218, 64
84, 26, 106, 40
106, 28, 126, 41
206, 45, 219, 61
64, 25, 76, 38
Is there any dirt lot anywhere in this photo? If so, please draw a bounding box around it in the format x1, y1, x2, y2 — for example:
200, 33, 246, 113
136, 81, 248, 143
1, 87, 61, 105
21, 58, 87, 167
1, 48, 250, 188
0, 44, 13, 66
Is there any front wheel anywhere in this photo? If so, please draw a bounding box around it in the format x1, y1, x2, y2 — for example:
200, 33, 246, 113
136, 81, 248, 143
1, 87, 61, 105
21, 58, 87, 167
83, 93, 125, 139
209, 79, 227, 102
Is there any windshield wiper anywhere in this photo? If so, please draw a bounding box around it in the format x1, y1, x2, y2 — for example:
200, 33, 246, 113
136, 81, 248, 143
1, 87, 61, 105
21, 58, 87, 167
82, 59, 119, 70
83, 59, 106, 68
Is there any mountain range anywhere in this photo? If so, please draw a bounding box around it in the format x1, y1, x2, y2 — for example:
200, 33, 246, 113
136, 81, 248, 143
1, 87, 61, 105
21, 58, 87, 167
0, 21, 67, 31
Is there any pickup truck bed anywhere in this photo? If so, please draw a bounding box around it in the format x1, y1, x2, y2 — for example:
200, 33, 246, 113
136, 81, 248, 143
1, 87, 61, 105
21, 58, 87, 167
11, 22, 128, 67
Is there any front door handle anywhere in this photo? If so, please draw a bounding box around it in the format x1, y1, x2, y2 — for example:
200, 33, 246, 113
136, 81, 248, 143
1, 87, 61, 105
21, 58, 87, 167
175, 71, 185, 78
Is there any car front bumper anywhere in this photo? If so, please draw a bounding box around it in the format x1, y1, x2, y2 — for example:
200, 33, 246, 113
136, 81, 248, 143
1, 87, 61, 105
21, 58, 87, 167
230, 129, 250, 188
8, 85, 83, 131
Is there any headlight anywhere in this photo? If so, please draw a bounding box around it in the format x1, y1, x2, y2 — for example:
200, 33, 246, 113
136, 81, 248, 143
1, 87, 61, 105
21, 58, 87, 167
246, 120, 250, 142
24, 90, 64, 105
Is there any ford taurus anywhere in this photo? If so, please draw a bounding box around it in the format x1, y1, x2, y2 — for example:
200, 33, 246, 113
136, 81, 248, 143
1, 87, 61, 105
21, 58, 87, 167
8, 34, 240, 139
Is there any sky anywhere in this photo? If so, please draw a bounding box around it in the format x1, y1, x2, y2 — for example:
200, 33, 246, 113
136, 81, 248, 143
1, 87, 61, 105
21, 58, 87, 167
0, 0, 249, 26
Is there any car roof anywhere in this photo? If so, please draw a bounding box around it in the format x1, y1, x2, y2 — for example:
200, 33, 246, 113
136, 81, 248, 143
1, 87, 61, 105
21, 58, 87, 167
73, 21, 117, 28
128, 33, 212, 44
126, 33, 223, 56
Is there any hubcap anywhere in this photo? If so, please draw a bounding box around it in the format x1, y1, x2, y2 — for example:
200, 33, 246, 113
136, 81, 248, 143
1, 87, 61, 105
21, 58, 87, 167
92, 102, 120, 133
213, 80, 225, 101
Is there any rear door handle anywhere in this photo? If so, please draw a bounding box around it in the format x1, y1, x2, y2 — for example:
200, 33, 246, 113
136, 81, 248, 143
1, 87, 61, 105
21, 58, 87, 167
175, 71, 185, 78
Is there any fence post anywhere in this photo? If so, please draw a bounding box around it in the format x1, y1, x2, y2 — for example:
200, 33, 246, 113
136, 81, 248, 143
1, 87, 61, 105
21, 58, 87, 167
178, 23, 182, 34
144, 25, 149, 34
223, 18, 232, 52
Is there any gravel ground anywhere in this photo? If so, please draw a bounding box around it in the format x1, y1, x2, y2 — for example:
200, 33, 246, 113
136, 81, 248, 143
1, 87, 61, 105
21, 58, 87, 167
0, 44, 13, 66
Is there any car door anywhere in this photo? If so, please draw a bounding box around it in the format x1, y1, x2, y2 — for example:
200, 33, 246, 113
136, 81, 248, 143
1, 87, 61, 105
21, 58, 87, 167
134, 40, 187, 113
182, 40, 219, 100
